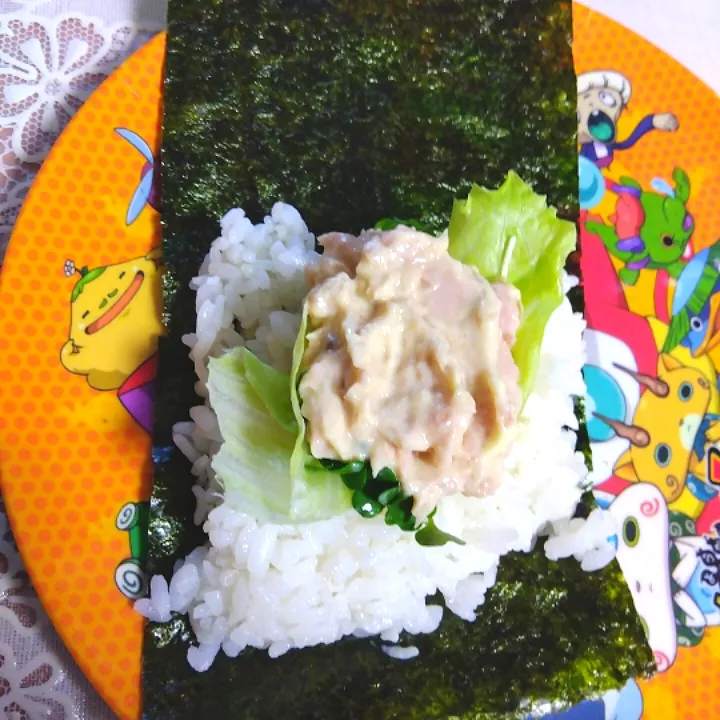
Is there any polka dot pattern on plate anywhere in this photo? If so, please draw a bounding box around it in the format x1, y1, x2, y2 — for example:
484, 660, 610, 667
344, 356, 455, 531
0, 33, 166, 720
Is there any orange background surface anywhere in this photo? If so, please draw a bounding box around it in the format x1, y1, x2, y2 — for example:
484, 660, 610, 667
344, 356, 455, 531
0, 33, 165, 719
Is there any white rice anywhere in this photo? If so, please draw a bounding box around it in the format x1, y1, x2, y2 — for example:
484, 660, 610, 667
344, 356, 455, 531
382, 644, 420, 660
137, 203, 616, 671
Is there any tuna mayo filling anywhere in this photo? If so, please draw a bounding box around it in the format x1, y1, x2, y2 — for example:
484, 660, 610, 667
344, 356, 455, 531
299, 226, 522, 518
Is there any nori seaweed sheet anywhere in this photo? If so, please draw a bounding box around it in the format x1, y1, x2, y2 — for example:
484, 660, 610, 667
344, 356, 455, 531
145, 1, 653, 717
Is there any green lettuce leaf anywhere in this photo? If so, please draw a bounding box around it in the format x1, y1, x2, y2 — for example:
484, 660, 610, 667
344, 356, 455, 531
208, 344, 350, 523
289, 303, 309, 433
288, 303, 352, 518
447, 171, 575, 398
210, 172, 572, 523
208, 348, 295, 520
243, 348, 297, 433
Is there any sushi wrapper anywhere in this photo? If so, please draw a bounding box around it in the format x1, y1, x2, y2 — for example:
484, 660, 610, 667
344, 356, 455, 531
145, 1, 653, 718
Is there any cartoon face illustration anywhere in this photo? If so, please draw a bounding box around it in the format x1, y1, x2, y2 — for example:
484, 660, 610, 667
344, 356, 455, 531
577, 75, 625, 145
647, 316, 720, 415
585, 169, 693, 286
60, 251, 165, 391
664, 246, 720, 357
577, 70, 678, 170
608, 483, 676, 672
636, 171, 693, 264
595, 353, 712, 503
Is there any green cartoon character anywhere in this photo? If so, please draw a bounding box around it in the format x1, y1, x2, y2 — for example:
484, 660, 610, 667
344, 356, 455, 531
585, 168, 694, 286
114, 501, 150, 600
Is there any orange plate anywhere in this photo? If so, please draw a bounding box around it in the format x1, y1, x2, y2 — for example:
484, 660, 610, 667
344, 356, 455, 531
0, 6, 719, 720
0, 33, 166, 719
574, 5, 720, 720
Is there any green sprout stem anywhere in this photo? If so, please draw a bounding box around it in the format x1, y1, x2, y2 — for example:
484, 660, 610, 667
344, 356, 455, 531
320, 457, 463, 545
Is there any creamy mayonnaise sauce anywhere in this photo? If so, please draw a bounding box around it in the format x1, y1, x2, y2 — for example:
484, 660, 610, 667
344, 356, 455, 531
300, 226, 522, 518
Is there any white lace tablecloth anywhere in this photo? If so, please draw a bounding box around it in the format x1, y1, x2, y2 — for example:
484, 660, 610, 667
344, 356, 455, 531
0, 3, 167, 718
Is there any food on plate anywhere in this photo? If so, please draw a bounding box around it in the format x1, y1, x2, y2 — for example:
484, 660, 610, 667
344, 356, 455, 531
144, 1, 652, 715
301, 227, 522, 521
136, 173, 628, 674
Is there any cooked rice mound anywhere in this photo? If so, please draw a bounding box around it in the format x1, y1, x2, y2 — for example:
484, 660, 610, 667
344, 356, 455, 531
135, 203, 616, 671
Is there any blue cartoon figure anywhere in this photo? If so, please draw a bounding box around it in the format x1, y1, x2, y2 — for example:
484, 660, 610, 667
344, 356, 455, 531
663, 245, 720, 356
670, 515, 720, 646
577, 70, 678, 169
683, 413, 720, 510
579, 155, 606, 211
603, 679, 644, 720
115, 128, 160, 224
547, 678, 643, 720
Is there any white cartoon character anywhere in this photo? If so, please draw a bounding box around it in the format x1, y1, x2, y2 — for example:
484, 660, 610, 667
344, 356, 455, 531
607, 483, 677, 671
577, 69, 678, 169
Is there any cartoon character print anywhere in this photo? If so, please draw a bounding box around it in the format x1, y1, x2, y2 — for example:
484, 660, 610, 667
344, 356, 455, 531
577, 70, 678, 170
584, 222, 720, 565
583, 230, 674, 488
575, 51, 720, 720
602, 483, 678, 671
587, 340, 720, 524
663, 244, 720, 357
584, 322, 647, 488
60, 250, 164, 433
115, 128, 160, 224
585, 229, 720, 516
668, 514, 720, 648
114, 501, 150, 600
582, 174, 720, 674
585, 168, 695, 286
597, 484, 720, 674
600, 353, 713, 505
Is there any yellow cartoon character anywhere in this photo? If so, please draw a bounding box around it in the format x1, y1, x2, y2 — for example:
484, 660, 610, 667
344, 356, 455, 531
60, 250, 165, 433
648, 316, 720, 414
597, 354, 712, 505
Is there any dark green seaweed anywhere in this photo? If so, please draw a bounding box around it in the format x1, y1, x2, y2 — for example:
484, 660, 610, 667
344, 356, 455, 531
143, 498, 649, 720
145, 0, 653, 717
